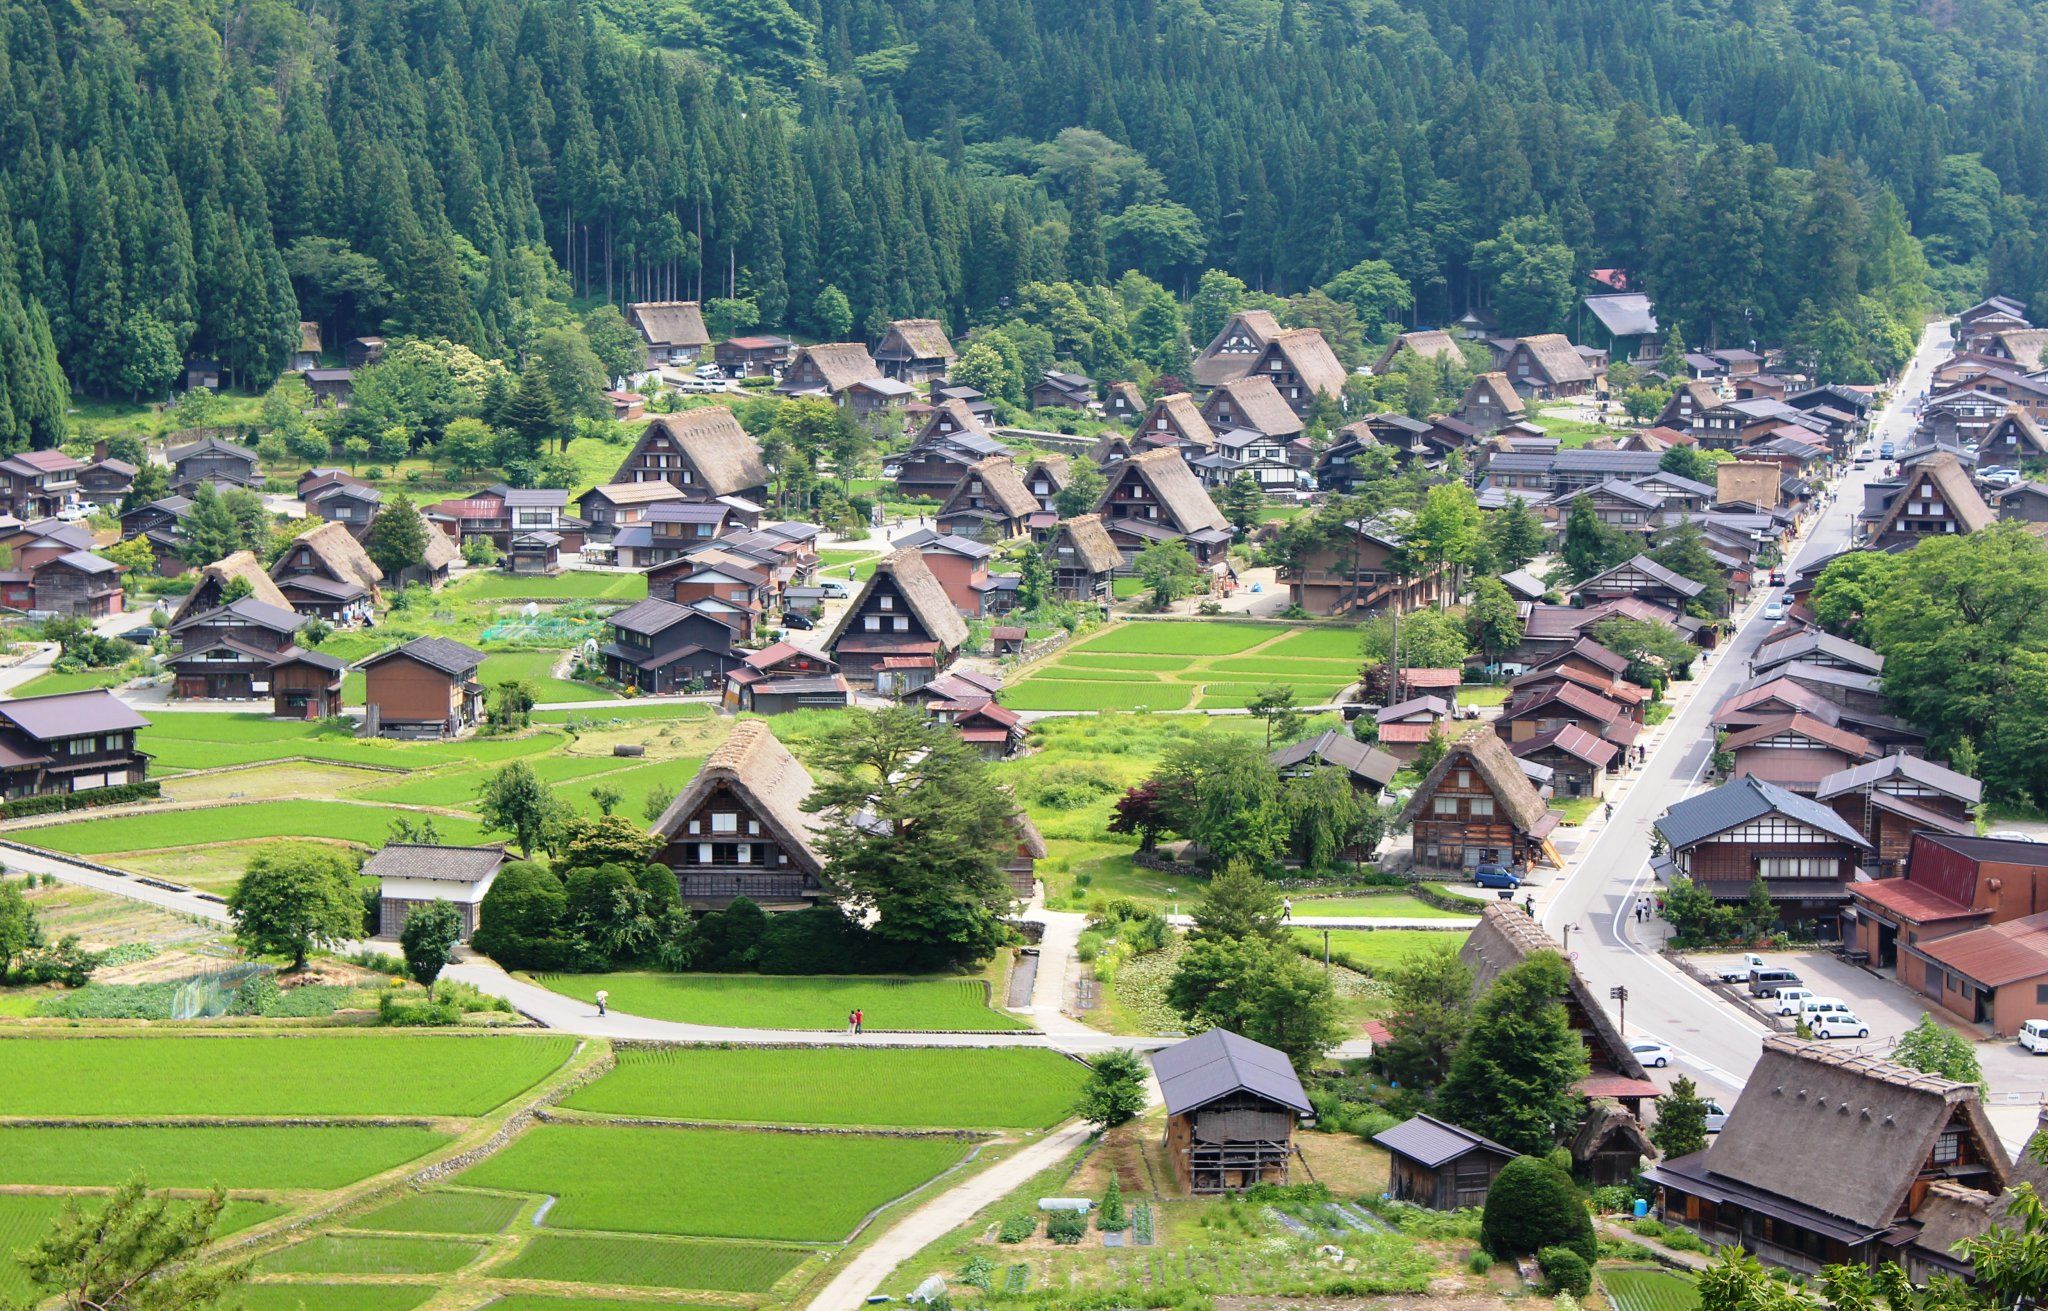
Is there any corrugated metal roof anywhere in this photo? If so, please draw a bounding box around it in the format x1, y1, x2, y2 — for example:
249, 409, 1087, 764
1150, 1028, 1311, 1117
1372, 1114, 1518, 1168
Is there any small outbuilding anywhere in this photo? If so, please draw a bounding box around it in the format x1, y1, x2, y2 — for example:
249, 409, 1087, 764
1373, 1114, 1521, 1211
366, 842, 509, 940
1151, 1028, 1311, 1195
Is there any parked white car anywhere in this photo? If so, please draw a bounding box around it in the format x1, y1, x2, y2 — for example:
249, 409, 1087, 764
1703, 1099, 1731, 1134
2020, 1018, 2048, 1054
55, 502, 95, 523
1812, 1011, 1871, 1040
1630, 1040, 1673, 1069
1770, 987, 1816, 1016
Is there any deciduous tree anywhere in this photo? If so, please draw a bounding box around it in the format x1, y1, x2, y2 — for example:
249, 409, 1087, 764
227, 842, 362, 968
1437, 951, 1591, 1154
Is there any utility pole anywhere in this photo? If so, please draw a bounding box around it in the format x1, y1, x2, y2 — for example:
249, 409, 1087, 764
1323, 929, 1331, 974
1610, 984, 1629, 1036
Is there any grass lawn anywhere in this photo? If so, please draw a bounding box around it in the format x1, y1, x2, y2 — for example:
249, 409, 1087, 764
1603, 1267, 1702, 1311
0, 1035, 573, 1117
0, 1197, 283, 1304
1552, 795, 1600, 825
817, 549, 882, 581
228, 1287, 439, 1311
535, 703, 711, 724
254, 1235, 485, 1276
1459, 683, 1510, 707
533, 972, 1026, 1031
346, 1191, 525, 1235
1289, 928, 1469, 975
1646, 702, 1673, 725
160, 763, 394, 805
563, 1047, 1088, 1129
475, 649, 608, 704
487, 1299, 734, 1311
1287, 894, 1472, 919
13, 665, 140, 697
27, 802, 495, 857
458, 1124, 967, 1241
1111, 577, 1146, 599
493, 1234, 808, 1292
0, 1126, 454, 1189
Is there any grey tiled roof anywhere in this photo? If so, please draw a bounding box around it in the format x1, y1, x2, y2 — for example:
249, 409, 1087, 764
1150, 1028, 1311, 1117
1654, 775, 1871, 851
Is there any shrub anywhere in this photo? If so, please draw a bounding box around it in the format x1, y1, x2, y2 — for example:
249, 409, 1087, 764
1537, 1246, 1590, 1297
1480, 1157, 1595, 1262
1045, 1209, 1087, 1245
1, 780, 161, 820
1589, 1183, 1636, 1214
997, 1213, 1036, 1243
1466, 1251, 1492, 1275
958, 1256, 995, 1292
376, 989, 461, 1026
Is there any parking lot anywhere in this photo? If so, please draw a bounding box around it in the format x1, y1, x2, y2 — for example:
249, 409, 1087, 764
1690, 948, 2046, 1149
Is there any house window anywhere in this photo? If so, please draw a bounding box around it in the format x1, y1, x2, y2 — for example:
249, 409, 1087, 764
1469, 797, 1495, 817
696, 843, 713, 863
864, 616, 880, 631
1755, 857, 1835, 880
1456, 771, 1471, 788
879, 595, 893, 611
711, 813, 738, 834
1932, 1132, 1960, 1165
893, 616, 909, 631
1433, 796, 1459, 815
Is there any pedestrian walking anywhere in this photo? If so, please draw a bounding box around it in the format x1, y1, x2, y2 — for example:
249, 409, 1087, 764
854, 1008, 864, 1035
847, 1008, 858, 1035
1281, 897, 1292, 921
595, 989, 608, 1016
1604, 800, 1614, 821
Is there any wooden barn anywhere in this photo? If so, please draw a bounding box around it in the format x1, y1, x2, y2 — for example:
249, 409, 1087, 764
1373, 1114, 1520, 1210
1150, 1028, 1311, 1195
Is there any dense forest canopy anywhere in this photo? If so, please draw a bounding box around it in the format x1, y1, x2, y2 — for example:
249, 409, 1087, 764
0, 0, 2043, 443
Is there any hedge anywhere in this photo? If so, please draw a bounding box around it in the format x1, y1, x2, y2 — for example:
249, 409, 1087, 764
2, 780, 161, 820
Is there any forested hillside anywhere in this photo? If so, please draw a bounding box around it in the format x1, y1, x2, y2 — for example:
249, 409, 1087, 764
0, 0, 2043, 443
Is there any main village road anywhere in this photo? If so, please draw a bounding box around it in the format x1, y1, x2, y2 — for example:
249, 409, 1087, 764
1538, 320, 1952, 1113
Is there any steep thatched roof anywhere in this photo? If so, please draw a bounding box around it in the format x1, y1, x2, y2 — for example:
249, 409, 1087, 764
1205, 375, 1303, 438
1193, 310, 1283, 386
629, 301, 708, 348
1053, 514, 1123, 572
1373, 330, 1461, 374
1869, 451, 1993, 539
631, 408, 769, 496
283, 520, 385, 599
946, 456, 1038, 519
790, 342, 881, 393
1107, 449, 1229, 534
1397, 731, 1550, 834
172, 550, 291, 622
828, 548, 971, 653
879, 318, 956, 361
651, 720, 827, 878
1515, 334, 1596, 384
1457, 901, 1650, 1083
1265, 328, 1348, 398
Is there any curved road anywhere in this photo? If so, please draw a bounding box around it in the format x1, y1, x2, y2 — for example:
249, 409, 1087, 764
1539, 321, 1950, 1108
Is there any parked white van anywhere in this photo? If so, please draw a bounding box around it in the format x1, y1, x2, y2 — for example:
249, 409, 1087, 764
2020, 1018, 2048, 1054
1770, 988, 1816, 1016
1798, 996, 1852, 1022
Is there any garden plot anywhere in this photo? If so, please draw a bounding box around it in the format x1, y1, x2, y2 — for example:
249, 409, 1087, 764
24, 801, 496, 857
0, 1125, 454, 1190
456, 1123, 969, 1241
1604, 1267, 1702, 1311
1290, 928, 1469, 974
0, 1034, 574, 1117
563, 1047, 1088, 1129
493, 1233, 809, 1291
533, 972, 1025, 1031
159, 763, 395, 804
1004, 621, 1361, 712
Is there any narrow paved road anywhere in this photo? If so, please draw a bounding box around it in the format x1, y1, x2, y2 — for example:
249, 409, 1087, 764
1541, 321, 1951, 1107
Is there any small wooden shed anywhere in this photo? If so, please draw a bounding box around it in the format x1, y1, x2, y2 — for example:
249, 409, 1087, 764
1150, 1029, 1311, 1195
1373, 1113, 1521, 1210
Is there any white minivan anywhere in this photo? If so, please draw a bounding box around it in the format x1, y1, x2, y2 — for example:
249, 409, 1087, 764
2020, 1018, 2048, 1054
1798, 996, 1852, 1023
1770, 987, 1816, 1016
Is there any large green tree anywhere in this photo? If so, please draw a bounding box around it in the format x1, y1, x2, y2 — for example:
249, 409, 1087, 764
1436, 951, 1591, 1154
226, 843, 362, 968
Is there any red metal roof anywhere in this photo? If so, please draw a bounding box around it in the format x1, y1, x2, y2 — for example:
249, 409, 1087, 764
1376, 723, 1435, 744
1360, 1019, 1392, 1046
1916, 912, 2048, 987
881, 655, 934, 669
1400, 668, 1462, 688
1849, 878, 1986, 925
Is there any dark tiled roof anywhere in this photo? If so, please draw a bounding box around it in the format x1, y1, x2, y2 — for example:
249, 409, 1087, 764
361, 636, 485, 677
1654, 775, 1870, 851
1373, 1113, 1519, 1168
0, 690, 149, 740
1150, 1028, 1311, 1117
362, 843, 507, 884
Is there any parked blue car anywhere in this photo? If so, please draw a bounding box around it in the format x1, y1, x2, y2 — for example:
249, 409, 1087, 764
1471, 865, 1521, 889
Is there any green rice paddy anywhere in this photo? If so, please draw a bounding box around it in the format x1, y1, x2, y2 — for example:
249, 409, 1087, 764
457, 1124, 968, 1241
1603, 1267, 1703, 1311
563, 1047, 1088, 1129
0, 1035, 573, 1117
0, 1196, 284, 1304
228, 1287, 438, 1311
493, 1234, 808, 1291
1290, 928, 1470, 974
254, 1235, 486, 1275
531, 972, 1027, 1031
1004, 620, 1359, 711
345, 1191, 526, 1235
0, 1126, 454, 1190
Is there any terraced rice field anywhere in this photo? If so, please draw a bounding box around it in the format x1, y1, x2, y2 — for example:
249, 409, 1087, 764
1004, 621, 1360, 711
0, 1035, 574, 1117
0, 1125, 454, 1190
456, 1124, 968, 1241
563, 1047, 1089, 1129
345, 1191, 525, 1235
1604, 1268, 1703, 1311
254, 1235, 486, 1275
24, 801, 497, 856
0, 1197, 284, 1304
229, 1287, 439, 1311
492, 1234, 809, 1291
532, 972, 1026, 1031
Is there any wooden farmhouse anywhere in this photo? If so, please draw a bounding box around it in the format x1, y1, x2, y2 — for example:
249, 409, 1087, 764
892, 529, 996, 616
1646, 1038, 2012, 1278
598, 598, 739, 693
649, 719, 829, 908
1371, 330, 1462, 376
1501, 334, 1596, 398
166, 595, 328, 707
1509, 723, 1618, 801
291, 321, 322, 372
934, 456, 1037, 542
1455, 372, 1527, 434
1652, 774, 1872, 931
368, 843, 507, 940
1574, 554, 1708, 616
1817, 754, 1980, 879
775, 342, 882, 402
77, 446, 137, 503
1191, 309, 1283, 390
170, 551, 292, 625
167, 436, 261, 495
578, 481, 689, 545
0, 690, 151, 797
1397, 731, 1562, 871
1135, 392, 1217, 455
1977, 408, 2048, 466
1022, 453, 1070, 517
1373, 1115, 1520, 1211
1723, 713, 1874, 794
357, 637, 486, 739
610, 408, 770, 505
1150, 1028, 1311, 1195
1104, 380, 1145, 424
1861, 452, 1993, 550
1269, 728, 1400, 795
271, 521, 383, 622
722, 643, 850, 715
892, 400, 1008, 501
1044, 514, 1121, 603
873, 318, 957, 383
1242, 328, 1347, 416
628, 301, 709, 367
824, 548, 969, 695
1095, 449, 1233, 568
0, 448, 82, 519
1280, 518, 1446, 617
1847, 831, 2048, 1015
1031, 369, 1095, 410
714, 334, 793, 377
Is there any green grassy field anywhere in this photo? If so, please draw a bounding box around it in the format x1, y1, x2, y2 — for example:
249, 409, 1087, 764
24, 802, 496, 856
474, 649, 609, 704
0, 1126, 454, 1189
535, 703, 710, 724
563, 1047, 1088, 1129
493, 1234, 808, 1291
1289, 928, 1470, 974
1004, 620, 1359, 711
254, 1235, 485, 1275
345, 1191, 525, 1235
457, 1124, 967, 1241
1286, 894, 1472, 919
451, 572, 647, 601
0, 1035, 574, 1117
228, 1286, 438, 1311
532, 972, 1026, 1031
485, 1297, 734, 1311
354, 752, 639, 809
1603, 1267, 1702, 1311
